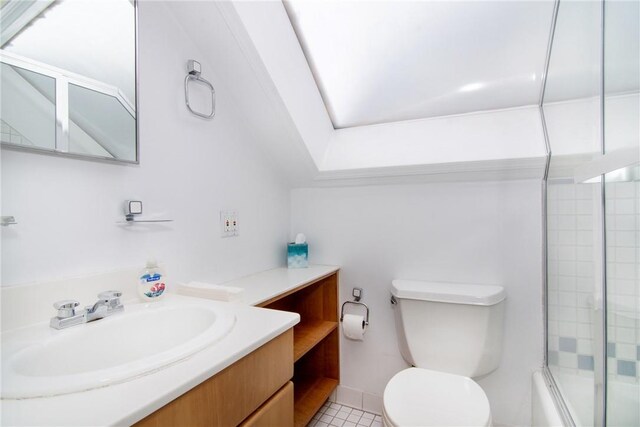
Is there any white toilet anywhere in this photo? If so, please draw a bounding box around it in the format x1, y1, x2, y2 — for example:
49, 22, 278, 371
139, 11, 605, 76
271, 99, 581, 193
383, 280, 506, 427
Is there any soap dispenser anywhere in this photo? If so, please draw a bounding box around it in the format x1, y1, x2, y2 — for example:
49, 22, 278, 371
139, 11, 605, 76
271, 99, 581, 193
138, 259, 166, 301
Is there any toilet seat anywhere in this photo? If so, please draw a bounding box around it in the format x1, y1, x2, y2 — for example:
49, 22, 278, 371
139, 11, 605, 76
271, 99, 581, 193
382, 368, 492, 427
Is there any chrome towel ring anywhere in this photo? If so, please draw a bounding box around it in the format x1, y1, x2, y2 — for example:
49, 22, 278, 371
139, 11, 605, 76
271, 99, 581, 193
184, 60, 215, 119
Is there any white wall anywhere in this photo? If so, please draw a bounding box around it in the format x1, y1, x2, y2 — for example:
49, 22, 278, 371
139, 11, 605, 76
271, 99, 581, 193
1, 2, 290, 287
291, 180, 543, 426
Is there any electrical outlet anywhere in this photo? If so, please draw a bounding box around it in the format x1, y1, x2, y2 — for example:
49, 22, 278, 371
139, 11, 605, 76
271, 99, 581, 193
220, 211, 239, 237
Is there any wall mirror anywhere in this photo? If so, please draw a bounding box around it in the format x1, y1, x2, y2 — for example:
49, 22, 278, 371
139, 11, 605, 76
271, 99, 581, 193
0, 0, 138, 163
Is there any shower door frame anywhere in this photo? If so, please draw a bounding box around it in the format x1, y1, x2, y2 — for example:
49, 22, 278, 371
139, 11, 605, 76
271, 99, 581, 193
540, 0, 608, 426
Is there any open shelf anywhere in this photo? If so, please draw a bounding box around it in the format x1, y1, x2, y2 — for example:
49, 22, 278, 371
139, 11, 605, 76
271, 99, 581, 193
293, 375, 339, 427
262, 271, 340, 427
294, 320, 338, 362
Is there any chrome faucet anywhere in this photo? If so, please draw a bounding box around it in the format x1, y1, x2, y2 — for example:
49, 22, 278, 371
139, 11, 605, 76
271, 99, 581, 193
50, 291, 124, 330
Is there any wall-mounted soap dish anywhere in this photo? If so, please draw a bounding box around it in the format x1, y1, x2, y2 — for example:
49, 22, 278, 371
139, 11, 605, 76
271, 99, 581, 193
1, 216, 17, 226
116, 200, 173, 224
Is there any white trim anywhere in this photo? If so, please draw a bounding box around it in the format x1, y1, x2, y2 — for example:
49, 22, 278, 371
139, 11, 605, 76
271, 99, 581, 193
54, 76, 69, 152
311, 157, 546, 187
573, 145, 640, 183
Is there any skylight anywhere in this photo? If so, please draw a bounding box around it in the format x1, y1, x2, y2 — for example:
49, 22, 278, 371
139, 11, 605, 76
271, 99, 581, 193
284, 1, 554, 129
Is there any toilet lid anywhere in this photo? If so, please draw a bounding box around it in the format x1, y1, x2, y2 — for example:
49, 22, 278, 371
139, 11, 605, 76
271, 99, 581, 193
383, 368, 491, 427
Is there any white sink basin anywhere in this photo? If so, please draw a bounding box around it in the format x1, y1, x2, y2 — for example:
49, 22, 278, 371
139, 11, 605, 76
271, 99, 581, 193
1, 296, 235, 399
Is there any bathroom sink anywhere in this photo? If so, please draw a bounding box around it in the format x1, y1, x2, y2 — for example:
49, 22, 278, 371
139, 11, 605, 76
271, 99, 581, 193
1, 296, 236, 399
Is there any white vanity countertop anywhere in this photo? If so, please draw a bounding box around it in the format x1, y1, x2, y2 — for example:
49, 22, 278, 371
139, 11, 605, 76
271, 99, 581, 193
1, 294, 300, 426
224, 264, 340, 306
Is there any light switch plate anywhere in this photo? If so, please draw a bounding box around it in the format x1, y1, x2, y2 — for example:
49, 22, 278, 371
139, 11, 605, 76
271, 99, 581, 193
220, 211, 238, 237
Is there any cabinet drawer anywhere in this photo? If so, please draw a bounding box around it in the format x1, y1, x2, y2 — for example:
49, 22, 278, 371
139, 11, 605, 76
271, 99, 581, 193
240, 382, 294, 427
135, 329, 293, 427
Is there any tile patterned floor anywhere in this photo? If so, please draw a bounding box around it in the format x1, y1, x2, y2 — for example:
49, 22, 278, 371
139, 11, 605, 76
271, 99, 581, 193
308, 402, 383, 427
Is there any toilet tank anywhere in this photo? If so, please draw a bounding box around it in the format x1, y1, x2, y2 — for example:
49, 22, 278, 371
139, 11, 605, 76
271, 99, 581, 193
391, 280, 506, 378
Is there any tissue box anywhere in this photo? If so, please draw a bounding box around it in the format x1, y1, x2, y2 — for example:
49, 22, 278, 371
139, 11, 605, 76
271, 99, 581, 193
287, 243, 308, 268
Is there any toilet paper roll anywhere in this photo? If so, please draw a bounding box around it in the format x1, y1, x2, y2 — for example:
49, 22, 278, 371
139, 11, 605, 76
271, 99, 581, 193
342, 313, 367, 341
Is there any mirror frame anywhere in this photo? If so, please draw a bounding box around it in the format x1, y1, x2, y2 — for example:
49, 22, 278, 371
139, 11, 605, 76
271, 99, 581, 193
0, 0, 139, 165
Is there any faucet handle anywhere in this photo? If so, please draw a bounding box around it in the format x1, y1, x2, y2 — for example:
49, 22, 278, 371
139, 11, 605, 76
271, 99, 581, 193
98, 290, 122, 300
53, 300, 80, 318
98, 291, 123, 308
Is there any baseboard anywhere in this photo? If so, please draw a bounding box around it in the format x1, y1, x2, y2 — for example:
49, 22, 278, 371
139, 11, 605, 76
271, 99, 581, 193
333, 385, 383, 415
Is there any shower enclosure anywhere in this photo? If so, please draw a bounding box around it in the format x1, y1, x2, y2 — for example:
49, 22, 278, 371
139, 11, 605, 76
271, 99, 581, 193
542, 0, 639, 426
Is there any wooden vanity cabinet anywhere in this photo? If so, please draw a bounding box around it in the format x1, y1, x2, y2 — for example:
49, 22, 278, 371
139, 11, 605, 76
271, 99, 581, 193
135, 329, 293, 427
240, 381, 294, 427
135, 269, 340, 427
259, 271, 340, 427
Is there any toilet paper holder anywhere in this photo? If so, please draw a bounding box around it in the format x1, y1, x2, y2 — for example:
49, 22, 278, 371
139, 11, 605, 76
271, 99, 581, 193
340, 287, 370, 325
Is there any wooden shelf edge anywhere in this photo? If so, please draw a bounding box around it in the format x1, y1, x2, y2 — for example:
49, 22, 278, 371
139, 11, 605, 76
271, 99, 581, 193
294, 377, 339, 427
294, 321, 339, 362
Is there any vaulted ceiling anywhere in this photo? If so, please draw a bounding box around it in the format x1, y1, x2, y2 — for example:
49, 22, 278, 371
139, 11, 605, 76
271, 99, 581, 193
168, 1, 578, 185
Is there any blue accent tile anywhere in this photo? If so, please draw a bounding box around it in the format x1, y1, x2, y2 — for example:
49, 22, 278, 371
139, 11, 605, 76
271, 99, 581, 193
617, 360, 637, 377
549, 351, 559, 366
559, 337, 577, 353
578, 355, 594, 371
607, 342, 616, 358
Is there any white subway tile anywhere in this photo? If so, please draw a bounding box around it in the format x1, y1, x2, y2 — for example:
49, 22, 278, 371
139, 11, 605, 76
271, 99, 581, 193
557, 307, 578, 322
606, 200, 616, 214
558, 200, 576, 215
558, 321, 577, 337
614, 314, 636, 329
558, 352, 578, 369
576, 292, 592, 307
577, 231, 594, 246
616, 199, 635, 215
576, 278, 595, 292
576, 185, 594, 200
558, 186, 576, 199
558, 230, 577, 245
616, 327, 636, 344
577, 338, 592, 354
607, 231, 637, 248
559, 292, 577, 307
615, 215, 636, 231
558, 276, 577, 291
559, 261, 577, 276
577, 323, 592, 339
614, 263, 636, 280
615, 247, 636, 263
558, 246, 577, 261
576, 200, 593, 215
576, 215, 594, 231
576, 261, 594, 277
615, 183, 635, 198
558, 216, 576, 230
576, 308, 591, 323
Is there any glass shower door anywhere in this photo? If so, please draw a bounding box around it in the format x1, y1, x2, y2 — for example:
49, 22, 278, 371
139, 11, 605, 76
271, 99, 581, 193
604, 0, 640, 425
543, 1, 602, 424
